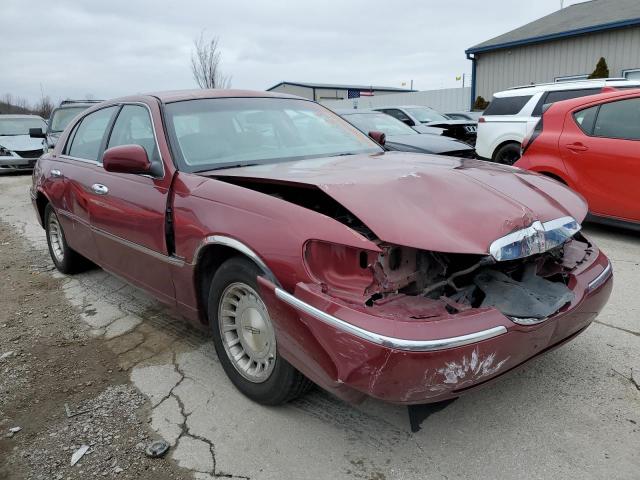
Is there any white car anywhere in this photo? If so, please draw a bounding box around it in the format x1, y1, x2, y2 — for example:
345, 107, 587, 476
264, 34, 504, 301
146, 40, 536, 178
373, 105, 477, 144
0, 115, 47, 172
475, 78, 640, 164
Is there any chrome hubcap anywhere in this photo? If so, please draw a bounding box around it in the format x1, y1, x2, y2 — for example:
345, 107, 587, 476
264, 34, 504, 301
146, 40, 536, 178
218, 282, 276, 383
48, 214, 65, 264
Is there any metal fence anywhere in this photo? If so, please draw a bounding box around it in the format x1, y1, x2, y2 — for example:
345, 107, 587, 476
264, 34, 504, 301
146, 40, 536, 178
320, 87, 471, 112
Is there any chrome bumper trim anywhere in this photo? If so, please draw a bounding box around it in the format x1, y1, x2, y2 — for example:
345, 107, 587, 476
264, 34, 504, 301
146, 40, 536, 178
274, 287, 508, 352
587, 261, 612, 293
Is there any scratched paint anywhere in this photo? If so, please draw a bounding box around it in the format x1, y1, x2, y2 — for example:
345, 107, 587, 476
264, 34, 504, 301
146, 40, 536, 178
437, 349, 509, 385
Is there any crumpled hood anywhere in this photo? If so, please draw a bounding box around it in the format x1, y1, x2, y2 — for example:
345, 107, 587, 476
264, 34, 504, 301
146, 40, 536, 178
0, 135, 43, 152
386, 133, 473, 154
423, 119, 476, 128
209, 152, 588, 255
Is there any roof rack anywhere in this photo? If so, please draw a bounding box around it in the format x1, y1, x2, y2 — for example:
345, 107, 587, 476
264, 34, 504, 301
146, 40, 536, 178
59, 99, 104, 105
508, 78, 630, 90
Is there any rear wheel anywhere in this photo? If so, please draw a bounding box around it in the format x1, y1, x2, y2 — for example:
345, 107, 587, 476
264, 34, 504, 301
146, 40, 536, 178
208, 257, 312, 405
44, 204, 87, 274
493, 142, 521, 166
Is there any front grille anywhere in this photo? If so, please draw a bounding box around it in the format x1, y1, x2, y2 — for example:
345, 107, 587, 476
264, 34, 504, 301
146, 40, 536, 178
17, 149, 43, 159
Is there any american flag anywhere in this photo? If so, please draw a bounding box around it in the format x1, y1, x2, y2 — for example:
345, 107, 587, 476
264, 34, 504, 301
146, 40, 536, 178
347, 89, 374, 98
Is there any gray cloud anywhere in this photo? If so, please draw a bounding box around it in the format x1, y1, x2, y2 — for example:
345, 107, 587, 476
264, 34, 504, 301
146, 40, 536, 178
3, 0, 587, 104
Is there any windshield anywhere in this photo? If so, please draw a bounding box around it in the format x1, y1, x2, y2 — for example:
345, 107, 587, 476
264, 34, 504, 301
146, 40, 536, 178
49, 106, 88, 133
343, 112, 417, 136
405, 107, 449, 123
0, 117, 47, 136
165, 98, 382, 172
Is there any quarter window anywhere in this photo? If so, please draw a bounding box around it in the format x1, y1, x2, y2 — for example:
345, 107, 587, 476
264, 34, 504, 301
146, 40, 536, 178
107, 105, 158, 161
593, 98, 640, 140
68, 107, 117, 161
573, 106, 599, 135
483, 95, 533, 116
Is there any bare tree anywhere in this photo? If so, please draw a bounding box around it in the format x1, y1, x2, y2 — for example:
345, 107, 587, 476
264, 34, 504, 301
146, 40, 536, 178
191, 32, 232, 89
34, 95, 54, 118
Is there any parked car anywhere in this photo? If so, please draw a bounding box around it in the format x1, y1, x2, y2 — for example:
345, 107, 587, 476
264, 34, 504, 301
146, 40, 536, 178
32, 90, 612, 406
30, 100, 102, 151
374, 105, 477, 144
445, 111, 483, 122
337, 109, 475, 157
0, 114, 47, 172
476, 78, 640, 165
516, 88, 640, 230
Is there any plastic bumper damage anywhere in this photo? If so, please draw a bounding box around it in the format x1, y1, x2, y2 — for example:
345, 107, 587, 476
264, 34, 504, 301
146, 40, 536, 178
258, 250, 613, 405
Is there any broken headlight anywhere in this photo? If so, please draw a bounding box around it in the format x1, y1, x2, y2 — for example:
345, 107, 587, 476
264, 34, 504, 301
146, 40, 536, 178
489, 216, 580, 262
303, 240, 377, 300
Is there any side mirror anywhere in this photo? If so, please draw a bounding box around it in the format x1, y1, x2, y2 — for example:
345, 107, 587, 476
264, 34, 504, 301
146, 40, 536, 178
368, 131, 386, 146
103, 144, 151, 174
402, 118, 415, 127
29, 128, 46, 139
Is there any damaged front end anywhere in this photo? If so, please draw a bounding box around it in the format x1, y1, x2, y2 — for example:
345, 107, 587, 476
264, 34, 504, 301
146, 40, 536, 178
303, 219, 592, 325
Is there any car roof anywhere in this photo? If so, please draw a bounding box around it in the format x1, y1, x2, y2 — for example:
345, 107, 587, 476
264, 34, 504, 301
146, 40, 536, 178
494, 78, 640, 97
334, 109, 379, 115
545, 87, 640, 112
0, 114, 45, 120
373, 105, 436, 109
142, 89, 304, 103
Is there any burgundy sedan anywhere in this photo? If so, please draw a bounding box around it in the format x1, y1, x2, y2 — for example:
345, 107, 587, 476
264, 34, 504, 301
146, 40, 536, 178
31, 90, 613, 406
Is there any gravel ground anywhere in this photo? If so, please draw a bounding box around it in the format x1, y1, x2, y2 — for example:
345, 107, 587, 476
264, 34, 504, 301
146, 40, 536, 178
0, 218, 189, 480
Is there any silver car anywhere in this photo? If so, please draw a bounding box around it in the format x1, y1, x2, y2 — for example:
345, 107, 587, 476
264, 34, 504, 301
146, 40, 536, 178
0, 115, 47, 172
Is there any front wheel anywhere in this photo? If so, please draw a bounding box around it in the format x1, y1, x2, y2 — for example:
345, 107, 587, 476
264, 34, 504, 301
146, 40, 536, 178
493, 142, 521, 166
208, 257, 313, 405
44, 204, 87, 274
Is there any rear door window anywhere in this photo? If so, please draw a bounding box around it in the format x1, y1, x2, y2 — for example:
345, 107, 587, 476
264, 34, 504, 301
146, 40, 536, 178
533, 88, 601, 117
592, 98, 640, 140
67, 107, 118, 161
381, 109, 412, 124
483, 95, 533, 116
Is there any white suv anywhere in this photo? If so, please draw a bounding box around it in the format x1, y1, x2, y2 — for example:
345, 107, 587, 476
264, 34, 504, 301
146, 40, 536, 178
475, 78, 640, 164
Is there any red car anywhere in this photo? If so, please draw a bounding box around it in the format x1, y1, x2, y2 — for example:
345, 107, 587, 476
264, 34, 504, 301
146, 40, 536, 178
31, 90, 612, 406
516, 88, 640, 230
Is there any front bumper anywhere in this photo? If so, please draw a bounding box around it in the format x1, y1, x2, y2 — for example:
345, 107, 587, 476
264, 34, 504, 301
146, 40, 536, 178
260, 250, 613, 405
0, 155, 38, 172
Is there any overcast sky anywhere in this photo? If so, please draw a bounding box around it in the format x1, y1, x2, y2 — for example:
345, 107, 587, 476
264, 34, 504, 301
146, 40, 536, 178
4, 0, 589, 104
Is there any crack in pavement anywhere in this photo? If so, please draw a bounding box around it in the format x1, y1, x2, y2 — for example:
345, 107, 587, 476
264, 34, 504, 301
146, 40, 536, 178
594, 320, 640, 337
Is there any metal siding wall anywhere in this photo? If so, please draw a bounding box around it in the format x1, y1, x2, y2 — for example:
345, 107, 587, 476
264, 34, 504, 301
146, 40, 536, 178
475, 27, 640, 99
319, 87, 471, 112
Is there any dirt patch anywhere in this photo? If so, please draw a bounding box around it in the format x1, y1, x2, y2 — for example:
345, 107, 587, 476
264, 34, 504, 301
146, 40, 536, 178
0, 221, 189, 479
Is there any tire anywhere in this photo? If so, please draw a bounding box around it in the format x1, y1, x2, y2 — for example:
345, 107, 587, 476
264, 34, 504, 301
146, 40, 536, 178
44, 204, 87, 274
208, 257, 313, 405
493, 142, 521, 166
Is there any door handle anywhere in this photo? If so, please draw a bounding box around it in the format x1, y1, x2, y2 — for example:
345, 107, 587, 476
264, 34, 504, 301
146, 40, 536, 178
566, 143, 588, 152
51, 169, 62, 178
91, 183, 109, 195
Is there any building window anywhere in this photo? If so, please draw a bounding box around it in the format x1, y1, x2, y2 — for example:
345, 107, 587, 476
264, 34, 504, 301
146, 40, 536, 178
554, 74, 589, 83
623, 69, 640, 81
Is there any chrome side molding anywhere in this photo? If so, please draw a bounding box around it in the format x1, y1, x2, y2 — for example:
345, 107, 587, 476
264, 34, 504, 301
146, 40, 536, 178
274, 287, 507, 352
587, 261, 612, 293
